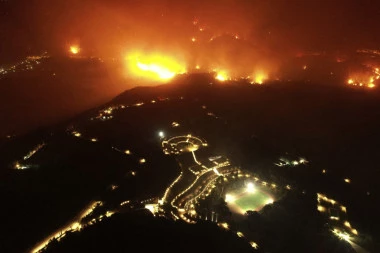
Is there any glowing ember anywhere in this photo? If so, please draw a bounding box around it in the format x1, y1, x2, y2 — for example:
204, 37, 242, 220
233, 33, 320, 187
69, 45, 80, 55
127, 52, 186, 81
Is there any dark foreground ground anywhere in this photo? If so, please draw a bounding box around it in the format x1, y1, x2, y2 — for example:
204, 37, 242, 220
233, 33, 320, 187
0, 73, 379, 252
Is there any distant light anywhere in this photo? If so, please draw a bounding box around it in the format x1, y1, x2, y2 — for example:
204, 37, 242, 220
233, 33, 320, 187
344, 178, 351, 183
145, 204, 157, 214
246, 182, 255, 193
250, 241, 259, 249
351, 228, 358, 235
125, 150, 131, 155
299, 157, 308, 164
236, 231, 244, 237
195, 65, 200, 70
317, 205, 326, 212
218, 222, 229, 229
159, 131, 164, 138
105, 211, 114, 217
139, 158, 146, 164
332, 228, 350, 242
225, 194, 235, 203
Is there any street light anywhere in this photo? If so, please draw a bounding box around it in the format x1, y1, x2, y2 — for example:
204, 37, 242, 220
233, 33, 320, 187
246, 182, 255, 193
225, 194, 235, 203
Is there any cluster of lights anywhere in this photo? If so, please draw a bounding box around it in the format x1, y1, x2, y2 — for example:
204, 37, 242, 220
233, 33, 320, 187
144, 204, 158, 215
171, 167, 213, 209
14, 161, 31, 170
31, 201, 110, 253
23, 143, 46, 160
332, 228, 351, 242
0, 53, 48, 79
91, 97, 175, 122
184, 170, 233, 212
69, 129, 100, 144
91, 105, 125, 121
163, 137, 231, 222
162, 134, 206, 155
13, 142, 46, 170
317, 193, 359, 238
206, 112, 219, 119
171, 122, 180, 127
217, 222, 259, 250
161, 171, 184, 204
275, 157, 308, 167
120, 200, 130, 206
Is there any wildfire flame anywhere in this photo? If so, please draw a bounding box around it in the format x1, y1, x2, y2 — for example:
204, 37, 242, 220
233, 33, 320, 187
215, 71, 229, 81
126, 52, 186, 81
70, 45, 80, 55
251, 71, 268, 85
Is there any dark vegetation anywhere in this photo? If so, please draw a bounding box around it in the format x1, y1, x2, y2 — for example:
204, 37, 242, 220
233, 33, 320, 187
42, 210, 254, 253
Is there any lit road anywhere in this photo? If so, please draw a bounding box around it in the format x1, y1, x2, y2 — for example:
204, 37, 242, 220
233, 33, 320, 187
160, 134, 230, 222
348, 240, 370, 253
29, 201, 114, 253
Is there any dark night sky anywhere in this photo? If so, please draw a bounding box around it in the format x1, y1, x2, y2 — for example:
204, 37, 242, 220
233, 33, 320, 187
1, 0, 380, 63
